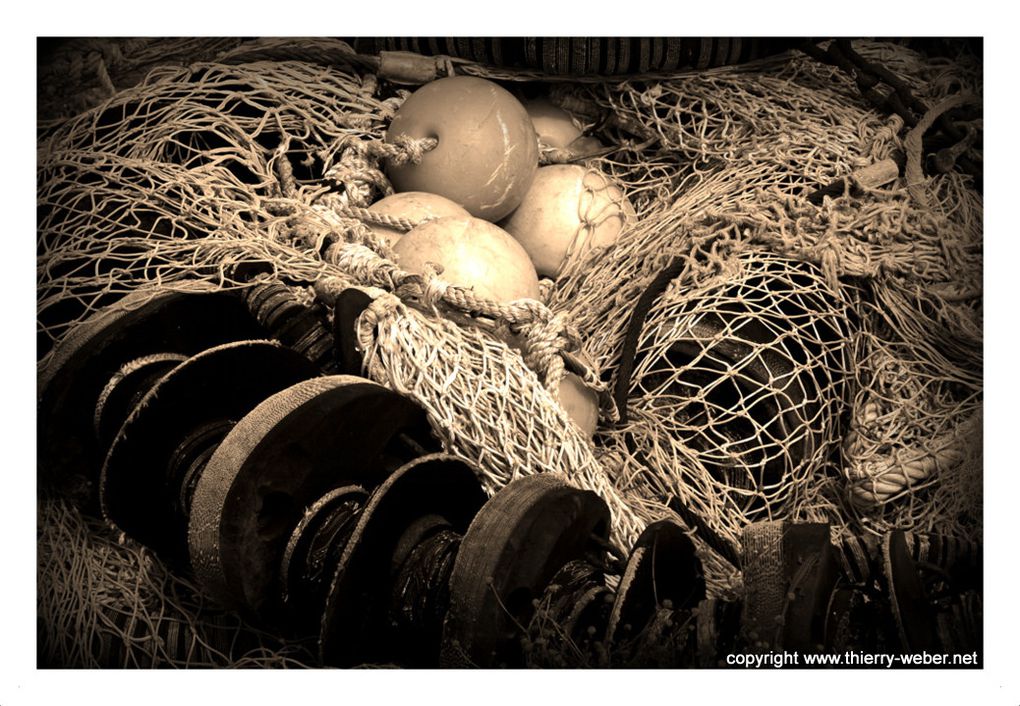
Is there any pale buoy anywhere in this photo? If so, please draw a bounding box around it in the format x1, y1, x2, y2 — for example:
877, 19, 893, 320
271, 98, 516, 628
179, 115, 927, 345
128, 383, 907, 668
525, 97, 582, 149
555, 371, 600, 438
366, 192, 470, 247
391, 216, 540, 304
385, 76, 539, 222
565, 135, 606, 159
500, 164, 635, 278
505, 340, 600, 439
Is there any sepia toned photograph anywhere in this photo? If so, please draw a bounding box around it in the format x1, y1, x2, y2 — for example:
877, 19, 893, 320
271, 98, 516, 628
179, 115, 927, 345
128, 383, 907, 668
35, 36, 983, 671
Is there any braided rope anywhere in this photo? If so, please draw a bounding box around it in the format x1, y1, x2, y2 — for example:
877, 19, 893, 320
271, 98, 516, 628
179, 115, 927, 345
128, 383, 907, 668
321, 136, 437, 208
337, 205, 423, 233
317, 241, 581, 390
368, 135, 439, 165
846, 411, 981, 508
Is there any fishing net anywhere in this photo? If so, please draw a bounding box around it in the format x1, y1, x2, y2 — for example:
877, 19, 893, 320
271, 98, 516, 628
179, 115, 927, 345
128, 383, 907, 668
37, 492, 318, 668
37, 37, 982, 667
611, 251, 854, 544
546, 40, 982, 552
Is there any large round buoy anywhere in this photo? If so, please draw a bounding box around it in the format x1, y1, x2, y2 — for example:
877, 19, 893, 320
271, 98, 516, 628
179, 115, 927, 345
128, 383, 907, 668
392, 216, 540, 304
385, 76, 539, 222
554, 371, 600, 438
500, 164, 635, 278
524, 97, 582, 149
366, 191, 470, 247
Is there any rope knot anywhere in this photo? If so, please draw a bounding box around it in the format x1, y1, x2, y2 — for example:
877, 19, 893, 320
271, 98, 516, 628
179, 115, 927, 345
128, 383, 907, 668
324, 142, 393, 208
418, 263, 450, 311
519, 311, 577, 392
816, 239, 842, 292
368, 135, 439, 167
357, 292, 403, 354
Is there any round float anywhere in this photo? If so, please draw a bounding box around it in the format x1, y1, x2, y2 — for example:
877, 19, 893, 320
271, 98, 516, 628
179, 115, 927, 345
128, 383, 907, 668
385, 76, 539, 222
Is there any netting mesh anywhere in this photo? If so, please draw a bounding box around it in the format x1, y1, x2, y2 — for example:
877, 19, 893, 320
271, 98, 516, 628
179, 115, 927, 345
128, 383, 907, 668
546, 41, 982, 550
37, 493, 318, 668
617, 252, 853, 543
37, 37, 982, 667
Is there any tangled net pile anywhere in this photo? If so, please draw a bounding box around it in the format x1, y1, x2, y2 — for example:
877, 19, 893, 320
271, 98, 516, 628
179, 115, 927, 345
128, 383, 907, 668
37, 37, 982, 667
547, 40, 982, 551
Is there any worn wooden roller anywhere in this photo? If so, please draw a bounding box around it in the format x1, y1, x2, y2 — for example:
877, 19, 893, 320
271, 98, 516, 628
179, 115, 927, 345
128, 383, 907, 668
442, 473, 612, 667
188, 375, 440, 621
37, 283, 265, 498
606, 519, 705, 648
319, 453, 487, 667
823, 584, 879, 653
283, 470, 710, 668
241, 281, 338, 372
280, 485, 370, 631
92, 352, 189, 451
882, 529, 941, 654
100, 339, 319, 566
694, 597, 743, 667
39, 280, 344, 502
739, 521, 840, 653
780, 524, 841, 653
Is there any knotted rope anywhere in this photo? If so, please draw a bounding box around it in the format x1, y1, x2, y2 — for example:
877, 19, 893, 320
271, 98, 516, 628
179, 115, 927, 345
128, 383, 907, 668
316, 240, 589, 393
323, 136, 438, 207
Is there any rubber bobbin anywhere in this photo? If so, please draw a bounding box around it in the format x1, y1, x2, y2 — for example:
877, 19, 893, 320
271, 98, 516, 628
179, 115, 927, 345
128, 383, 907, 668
882, 529, 940, 653
320, 454, 488, 667
92, 352, 188, 450
606, 520, 705, 652
242, 282, 337, 372
100, 339, 318, 566
38, 283, 264, 497
280, 485, 369, 633
442, 474, 611, 668
189, 375, 440, 621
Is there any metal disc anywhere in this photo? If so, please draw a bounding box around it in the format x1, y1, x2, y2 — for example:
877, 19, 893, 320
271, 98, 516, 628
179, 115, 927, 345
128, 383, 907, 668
442, 473, 610, 668
38, 283, 262, 496
320, 454, 487, 667
189, 375, 440, 619
606, 520, 704, 646
99, 340, 317, 565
